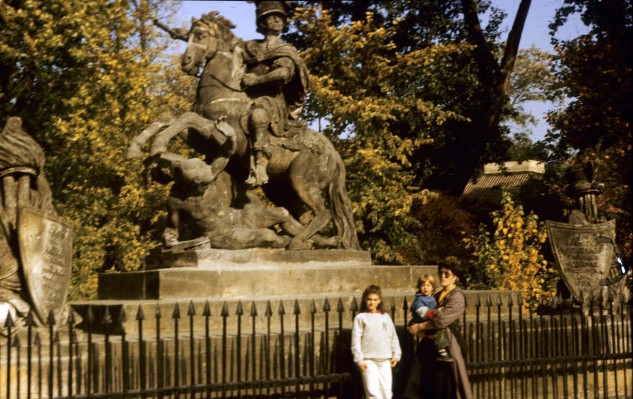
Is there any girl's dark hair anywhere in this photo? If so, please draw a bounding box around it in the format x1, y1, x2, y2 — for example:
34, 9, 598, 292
360, 284, 384, 313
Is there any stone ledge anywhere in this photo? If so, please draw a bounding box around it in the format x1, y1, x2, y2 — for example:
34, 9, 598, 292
98, 264, 437, 300
146, 248, 372, 269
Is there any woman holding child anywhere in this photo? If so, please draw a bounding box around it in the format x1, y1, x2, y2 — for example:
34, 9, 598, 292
404, 261, 472, 399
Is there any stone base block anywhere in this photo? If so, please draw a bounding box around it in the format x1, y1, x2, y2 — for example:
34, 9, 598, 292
98, 263, 435, 300
146, 248, 372, 269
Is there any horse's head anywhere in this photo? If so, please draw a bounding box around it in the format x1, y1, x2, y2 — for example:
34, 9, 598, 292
182, 12, 238, 77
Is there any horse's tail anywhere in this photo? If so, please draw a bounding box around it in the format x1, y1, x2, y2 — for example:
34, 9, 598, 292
328, 155, 361, 250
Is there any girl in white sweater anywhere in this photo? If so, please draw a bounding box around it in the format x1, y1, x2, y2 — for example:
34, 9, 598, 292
352, 285, 402, 399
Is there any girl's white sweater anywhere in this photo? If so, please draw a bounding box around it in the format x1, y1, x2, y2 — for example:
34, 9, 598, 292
351, 312, 401, 364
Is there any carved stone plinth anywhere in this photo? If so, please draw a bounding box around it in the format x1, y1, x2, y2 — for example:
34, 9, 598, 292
99, 249, 418, 300
73, 249, 518, 334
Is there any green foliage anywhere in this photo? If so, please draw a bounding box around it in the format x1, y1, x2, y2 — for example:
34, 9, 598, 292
464, 192, 557, 310
504, 47, 559, 132
0, 0, 192, 299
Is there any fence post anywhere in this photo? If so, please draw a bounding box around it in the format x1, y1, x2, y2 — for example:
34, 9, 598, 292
153, 304, 162, 399
236, 300, 243, 399
188, 301, 196, 399
278, 301, 287, 399
323, 298, 331, 397
120, 308, 130, 394
249, 301, 257, 396
26, 310, 35, 399
221, 301, 229, 398
203, 301, 212, 399
47, 310, 55, 399
4, 312, 14, 399
293, 299, 301, 396
172, 303, 181, 399
136, 304, 146, 398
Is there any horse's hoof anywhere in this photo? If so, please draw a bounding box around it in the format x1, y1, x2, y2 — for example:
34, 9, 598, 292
245, 174, 268, 187
287, 240, 313, 251
313, 236, 339, 249
126, 146, 142, 159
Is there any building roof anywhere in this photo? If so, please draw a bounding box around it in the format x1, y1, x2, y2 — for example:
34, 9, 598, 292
461, 161, 545, 207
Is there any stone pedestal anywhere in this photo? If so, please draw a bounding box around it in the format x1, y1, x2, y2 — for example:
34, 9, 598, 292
73, 249, 439, 333
72, 248, 515, 334
98, 249, 429, 300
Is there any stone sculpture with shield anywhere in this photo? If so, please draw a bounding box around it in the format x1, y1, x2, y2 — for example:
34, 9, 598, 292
546, 161, 625, 305
127, 1, 360, 252
0, 117, 72, 328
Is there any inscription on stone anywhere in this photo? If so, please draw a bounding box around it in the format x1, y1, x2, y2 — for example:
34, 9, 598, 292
546, 219, 615, 300
18, 207, 72, 322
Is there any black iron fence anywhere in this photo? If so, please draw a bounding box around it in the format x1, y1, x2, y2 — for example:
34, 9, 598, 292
2, 293, 632, 398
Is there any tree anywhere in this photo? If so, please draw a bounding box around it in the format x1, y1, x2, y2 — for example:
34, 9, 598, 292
292, 1, 534, 192
0, 0, 191, 298
287, 2, 544, 263
546, 0, 632, 260
291, 7, 472, 263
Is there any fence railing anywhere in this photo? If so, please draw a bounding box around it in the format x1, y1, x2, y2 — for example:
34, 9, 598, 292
2, 293, 632, 398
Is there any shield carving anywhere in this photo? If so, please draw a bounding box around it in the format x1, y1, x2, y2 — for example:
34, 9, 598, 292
546, 219, 616, 301
17, 207, 72, 323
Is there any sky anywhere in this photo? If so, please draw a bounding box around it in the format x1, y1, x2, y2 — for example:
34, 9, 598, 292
166, 0, 589, 142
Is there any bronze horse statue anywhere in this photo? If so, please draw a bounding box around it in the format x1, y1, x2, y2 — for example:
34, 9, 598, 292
127, 12, 360, 251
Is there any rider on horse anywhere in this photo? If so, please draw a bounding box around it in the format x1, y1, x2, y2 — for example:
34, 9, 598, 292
241, 0, 310, 186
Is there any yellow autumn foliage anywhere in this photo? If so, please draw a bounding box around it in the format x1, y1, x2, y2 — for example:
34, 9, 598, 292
1, 0, 193, 299
465, 192, 558, 312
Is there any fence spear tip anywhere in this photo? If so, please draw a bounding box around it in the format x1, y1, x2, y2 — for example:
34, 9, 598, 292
250, 301, 258, 317
337, 298, 345, 312
136, 305, 146, 321
188, 301, 196, 316
265, 300, 273, 317
236, 301, 244, 316
350, 297, 358, 312
310, 299, 316, 314
25, 309, 35, 327
323, 297, 331, 312
47, 310, 56, 326
4, 311, 14, 328
278, 301, 286, 316
293, 299, 301, 315
203, 301, 211, 317
172, 303, 181, 319
66, 310, 75, 326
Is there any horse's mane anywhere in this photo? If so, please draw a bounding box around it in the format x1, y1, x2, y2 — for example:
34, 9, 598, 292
197, 11, 240, 48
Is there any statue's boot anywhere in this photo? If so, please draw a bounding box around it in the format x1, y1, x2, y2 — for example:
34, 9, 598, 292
245, 151, 269, 186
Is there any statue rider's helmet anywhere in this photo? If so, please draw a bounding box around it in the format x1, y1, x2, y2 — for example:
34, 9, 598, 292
255, 1, 290, 34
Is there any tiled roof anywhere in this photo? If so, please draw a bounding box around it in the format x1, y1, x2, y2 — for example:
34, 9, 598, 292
461, 172, 542, 207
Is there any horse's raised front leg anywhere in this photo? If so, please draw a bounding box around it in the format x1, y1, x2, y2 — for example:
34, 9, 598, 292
149, 112, 219, 156
126, 115, 176, 159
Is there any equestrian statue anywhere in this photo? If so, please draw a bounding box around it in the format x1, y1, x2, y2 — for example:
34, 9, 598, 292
127, 1, 360, 251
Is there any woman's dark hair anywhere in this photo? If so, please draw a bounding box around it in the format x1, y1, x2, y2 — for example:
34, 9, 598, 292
360, 284, 384, 313
438, 257, 462, 280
